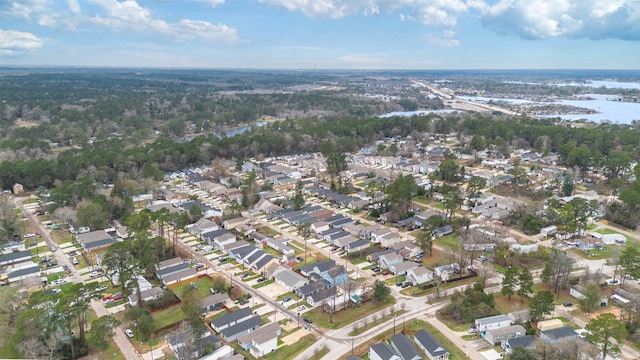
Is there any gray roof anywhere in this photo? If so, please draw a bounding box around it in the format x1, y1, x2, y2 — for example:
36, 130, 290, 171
347, 239, 370, 249
300, 260, 336, 275
211, 307, 252, 328
8, 265, 40, 279
201, 293, 229, 307
415, 329, 448, 357
369, 249, 396, 261
237, 322, 279, 346
475, 314, 511, 326
507, 335, 535, 349
220, 316, 262, 338
162, 268, 197, 284
541, 326, 578, 340
274, 269, 307, 288
230, 245, 258, 259
83, 237, 116, 250
0, 250, 32, 263
202, 229, 229, 241
156, 262, 190, 278
157, 257, 183, 270
390, 334, 423, 360
370, 342, 399, 360
254, 254, 275, 270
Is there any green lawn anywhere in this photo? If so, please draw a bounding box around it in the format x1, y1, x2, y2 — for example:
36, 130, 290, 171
253, 279, 275, 289
436, 235, 459, 250
349, 309, 406, 336
419, 321, 470, 360
304, 295, 396, 330
150, 304, 186, 332
233, 333, 317, 360
171, 277, 215, 299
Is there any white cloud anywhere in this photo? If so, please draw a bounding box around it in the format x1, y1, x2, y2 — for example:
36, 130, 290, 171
67, 0, 81, 14
258, 0, 412, 19
85, 0, 240, 43
481, 0, 640, 40
423, 31, 461, 46
1, 0, 52, 19
191, 0, 226, 8
0, 29, 43, 55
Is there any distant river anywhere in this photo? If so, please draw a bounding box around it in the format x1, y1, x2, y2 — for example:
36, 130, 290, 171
378, 109, 461, 118
458, 94, 640, 124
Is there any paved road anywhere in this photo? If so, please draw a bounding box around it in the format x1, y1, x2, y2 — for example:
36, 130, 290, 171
14, 196, 142, 360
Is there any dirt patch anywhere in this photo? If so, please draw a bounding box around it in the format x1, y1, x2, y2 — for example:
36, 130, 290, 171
14, 118, 39, 128
280, 328, 309, 346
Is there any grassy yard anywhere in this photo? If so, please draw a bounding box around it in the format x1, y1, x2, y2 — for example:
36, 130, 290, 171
304, 295, 396, 330
171, 276, 215, 299
253, 279, 274, 289
150, 304, 186, 332
348, 309, 406, 336
341, 319, 469, 360
435, 235, 459, 251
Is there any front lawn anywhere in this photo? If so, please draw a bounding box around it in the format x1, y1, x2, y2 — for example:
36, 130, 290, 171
304, 295, 395, 329
150, 304, 186, 332
171, 276, 215, 299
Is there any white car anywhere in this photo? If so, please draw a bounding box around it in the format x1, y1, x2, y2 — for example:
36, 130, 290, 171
89, 270, 103, 278
51, 278, 67, 286
125, 329, 134, 338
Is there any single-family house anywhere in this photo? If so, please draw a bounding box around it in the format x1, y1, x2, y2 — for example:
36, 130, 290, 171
539, 326, 578, 344
299, 260, 336, 277
475, 314, 512, 333
380, 232, 403, 248
274, 269, 309, 291
167, 330, 221, 360
570, 285, 586, 300
0, 250, 32, 267
157, 257, 183, 271
483, 324, 526, 346
333, 234, 358, 248
435, 225, 453, 238
161, 268, 198, 286
76, 230, 115, 252
508, 310, 530, 324
414, 329, 449, 360
406, 267, 434, 286
540, 225, 557, 237
7, 265, 40, 283
307, 287, 335, 308
219, 317, 262, 342
186, 218, 219, 237
379, 253, 403, 269
367, 249, 396, 263
392, 241, 422, 259
310, 221, 330, 234
156, 263, 190, 280
322, 266, 348, 287
537, 319, 564, 332
295, 280, 330, 299
201, 293, 230, 312
237, 322, 280, 358
369, 342, 401, 360
223, 217, 246, 230
390, 261, 419, 276
345, 239, 370, 253
502, 335, 535, 354
128, 287, 164, 307
433, 263, 460, 281
210, 308, 253, 332
390, 334, 423, 360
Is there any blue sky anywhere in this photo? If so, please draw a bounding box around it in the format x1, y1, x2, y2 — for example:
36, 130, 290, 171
1, 0, 638, 69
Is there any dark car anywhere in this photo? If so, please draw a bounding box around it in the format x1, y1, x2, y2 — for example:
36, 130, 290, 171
563, 302, 573, 307
256, 277, 266, 283
46, 262, 58, 268
303, 317, 313, 324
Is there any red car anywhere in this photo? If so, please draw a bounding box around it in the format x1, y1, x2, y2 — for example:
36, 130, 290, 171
382, 271, 390, 275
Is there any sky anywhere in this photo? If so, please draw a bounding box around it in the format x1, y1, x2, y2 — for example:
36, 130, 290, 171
1, 0, 639, 69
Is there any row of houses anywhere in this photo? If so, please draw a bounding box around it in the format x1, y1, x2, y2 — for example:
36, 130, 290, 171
365, 330, 449, 360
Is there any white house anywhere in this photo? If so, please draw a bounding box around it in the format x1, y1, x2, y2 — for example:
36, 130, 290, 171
237, 322, 280, 358
378, 253, 403, 269
539, 225, 557, 237
406, 267, 434, 286
474, 314, 512, 332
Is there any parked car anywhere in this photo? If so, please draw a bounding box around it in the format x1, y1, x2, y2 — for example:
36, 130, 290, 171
256, 277, 266, 283
467, 327, 478, 333
72, 257, 79, 265
382, 271, 390, 275
241, 272, 249, 278
96, 285, 108, 292
283, 297, 292, 302
46, 261, 58, 268
563, 302, 573, 307
606, 279, 621, 285
89, 270, 103, 278
51, 278, 67, 286
125, 329, 134, 338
